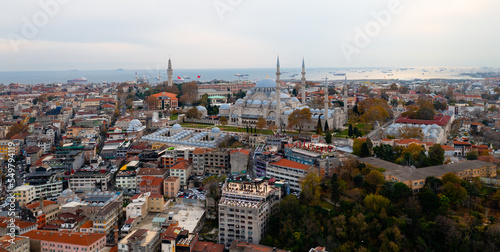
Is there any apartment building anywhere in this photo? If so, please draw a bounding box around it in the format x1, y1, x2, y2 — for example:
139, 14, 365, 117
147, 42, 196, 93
204, 149, 230, 175
163, 176, 180, 198
218, 179, 282, 248
21, 200, 60, 229
0, 235, 30, 252
267, 157, 314, 192
13, 185, 36, 206
139, 176, 164, 195
69, 170, 111, 192
149, 195, 165, 213
169, 160, 192, 187
119, 229, 160, 252
93, 201, 122, 245
23, 230, 106, 252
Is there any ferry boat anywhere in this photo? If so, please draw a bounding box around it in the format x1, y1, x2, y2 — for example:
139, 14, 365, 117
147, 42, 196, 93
67, 77, 87, 84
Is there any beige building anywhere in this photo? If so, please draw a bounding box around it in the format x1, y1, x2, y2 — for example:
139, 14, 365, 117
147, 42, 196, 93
148, 195, 164, 213
218, 179, 282, 248
163, 176, 180, 198
359, 157, 498, 193
169, 160, 192, 187
0, 235, 30, 252
126, 193, 149, 220
93, 201, 122, 245
13, 185, 36, 207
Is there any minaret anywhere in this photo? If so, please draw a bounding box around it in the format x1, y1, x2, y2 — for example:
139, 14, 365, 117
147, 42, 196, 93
301, 58, 306, 105
276, 55, 282, 132
344, 76, 348, 114
324, 75, 329, 123
167, 57, 173, 87
135, 71, 138, 84
158, 71, 161, 85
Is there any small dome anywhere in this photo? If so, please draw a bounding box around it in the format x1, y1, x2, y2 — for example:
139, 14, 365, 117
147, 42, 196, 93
280, 93, 290, 99
271, 100, 277, 105
211, 127, 221, 134
252, 100, 262, 105
246, 100, 253, 104
255, 78, 277, 88
236, 99, 245, 104
197, 106, 207, 112
172, 124, 182, 130
263, 100, 271, 105
246, 90, 253, 96
220, 104, 230, 110
290, 97, 299, 103
270, 91, 276, 97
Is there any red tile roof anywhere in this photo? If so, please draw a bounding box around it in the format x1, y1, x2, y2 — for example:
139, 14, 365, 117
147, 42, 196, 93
151, 92, 178, 100
23, 230, 105, 247
441, 145, 455, 151
0, 217, 36, 229
161, 226, 183, 240
230, 149, 250, 155
395, 114, 451, 126
80, 220, 93, 229
139, 176, 164, 186
26, 200, 56, 210
192, 241, 225, 252
271, 158, 310, 170
171, 160, 191, 170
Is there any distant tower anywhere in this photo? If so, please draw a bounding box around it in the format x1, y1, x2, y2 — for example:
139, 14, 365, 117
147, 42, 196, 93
276, 55, 282, 132
158, 71, 161, 85
344, 76, 348, 114
301, 58, 306, 105
167, 57, 173, 87
135, 71, 138, 84
324, 75, 329, 123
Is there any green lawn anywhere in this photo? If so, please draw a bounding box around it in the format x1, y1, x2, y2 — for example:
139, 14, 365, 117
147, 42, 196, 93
179, 123, 318, 136
170, 114, 178, 120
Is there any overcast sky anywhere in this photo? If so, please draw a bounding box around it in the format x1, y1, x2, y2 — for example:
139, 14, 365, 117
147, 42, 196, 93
0, 0, 499, 71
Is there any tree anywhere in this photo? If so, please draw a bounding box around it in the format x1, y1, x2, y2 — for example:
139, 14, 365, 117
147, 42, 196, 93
433, 100, 448, 111
300, 173, 321, 205
219, 116, 228, 126
418, 107, 435, 120
287, 108, 312, 133
359, 85, 370, 94
352, 139, 365, 156
353, 127, 359, 137
419, 188, 440, 215
428, 144, 445, 166
364, 194, 390, 212
256, 117, 266, 132
348, 124, 353, 137
179, 82, 198, 105
325, 132, 332, 144
366, 170, 385, 187
399, 86, 409, 94
5, 122, 28, 139
186, 107, 201, 119
444, 182, 467, 204
145, 95, 157, 109
466, 150, 478, 160
425, 176, 443, 194
389, 83, 398, 90
316, 117, 323, 135
441, 173, 462, 186
360, 143, 370, 157
324, 120, 329, 133
331, 173, 340, 202
353, 104, 359, 115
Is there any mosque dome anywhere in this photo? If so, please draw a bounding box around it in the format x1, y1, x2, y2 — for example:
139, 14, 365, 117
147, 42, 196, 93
197, 106, 207, 112
246, 90, 253, 96
61, 189, 74, 196
211, 127, 221, 134
172, 124, 182, 130
236, 99, 245, 104
280, 93, 290, 99
270, 91, 276, 97
290, 97, 299, 103
252, 100, 262, 105
246, 100, 253, 104
263, 100, 271, 105
220, 104, 231, 110
255, 79, 277, 88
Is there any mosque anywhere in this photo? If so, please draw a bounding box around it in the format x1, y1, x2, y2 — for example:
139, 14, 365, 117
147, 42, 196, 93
218, 57, 348, 131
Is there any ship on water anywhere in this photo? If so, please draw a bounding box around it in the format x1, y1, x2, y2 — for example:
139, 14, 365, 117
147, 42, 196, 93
67, 77, 87, 84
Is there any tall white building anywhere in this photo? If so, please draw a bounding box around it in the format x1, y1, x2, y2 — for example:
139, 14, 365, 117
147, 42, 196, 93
218, 179, 281, 248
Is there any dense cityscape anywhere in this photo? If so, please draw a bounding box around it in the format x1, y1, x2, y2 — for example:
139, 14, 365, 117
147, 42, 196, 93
0, 57, 499, 251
